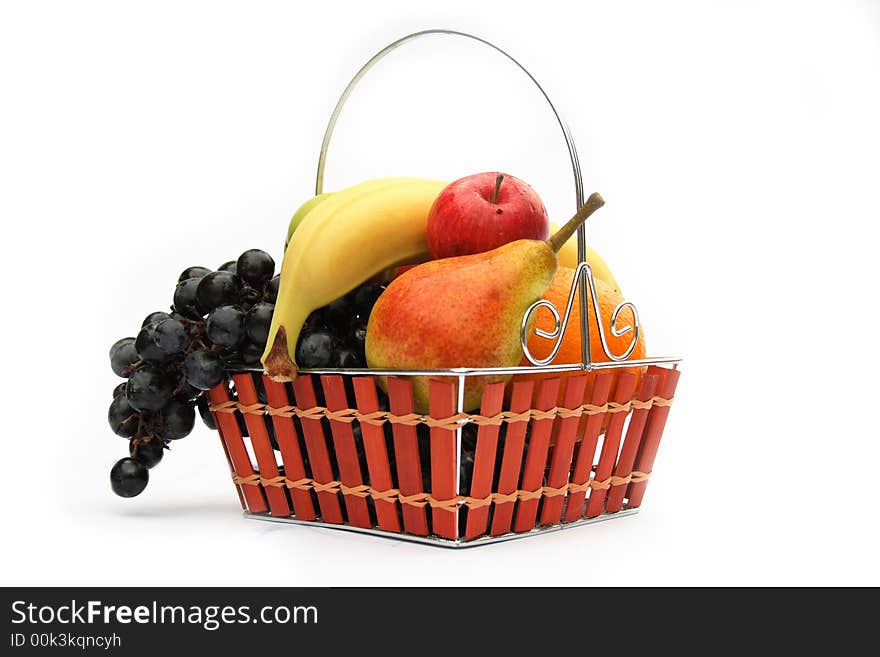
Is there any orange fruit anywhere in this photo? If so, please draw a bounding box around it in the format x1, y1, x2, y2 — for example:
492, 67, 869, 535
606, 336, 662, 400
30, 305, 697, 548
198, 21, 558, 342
514, 265, 646, 402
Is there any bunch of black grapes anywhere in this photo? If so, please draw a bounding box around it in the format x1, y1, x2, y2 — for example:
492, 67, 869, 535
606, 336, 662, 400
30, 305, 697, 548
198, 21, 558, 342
295, 283, 385, 370
108, 249, 278, 498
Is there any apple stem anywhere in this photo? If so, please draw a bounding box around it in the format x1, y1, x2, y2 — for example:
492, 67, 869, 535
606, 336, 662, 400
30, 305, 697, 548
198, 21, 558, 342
547, 192, 605, 253
490, 174, 504, 204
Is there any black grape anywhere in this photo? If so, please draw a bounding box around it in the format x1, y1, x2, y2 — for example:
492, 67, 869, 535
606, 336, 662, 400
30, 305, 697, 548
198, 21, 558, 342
135, 317, 190, 361
125, 364, 176, 411
175, 380, 202, 402
173, 278, 203, 319
323, 297, 353, 335
161, 399, 196, 440
110, 458, 148, 498
461, 423, 479, 452
183, 350, 225, 390
108, 395, 140, 437
264, 275, 280, 303
239, 341, 263, 366
351, 324, 367, 347
197, 395, 216, 430
129, 438, 164, 469
459, 448, 475, 495
245, 302, 274, 346
333, 348, 363, 369
236, 249, 275, 288
178, 266, 211, 282
154, 318, 189, 353
134, 324, 164, 361
142, 311, 170, 327
352, 283, 384, 315
206, 305, 245, 347
295, 331, 335, 369
110, 337, 139, 377
196, 271, 241, 314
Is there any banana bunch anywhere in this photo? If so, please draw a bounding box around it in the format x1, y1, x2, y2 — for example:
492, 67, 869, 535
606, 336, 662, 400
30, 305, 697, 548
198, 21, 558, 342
262, 177, 446, 380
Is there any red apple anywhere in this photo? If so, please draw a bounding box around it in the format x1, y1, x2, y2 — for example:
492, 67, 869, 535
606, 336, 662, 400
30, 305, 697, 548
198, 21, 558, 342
426, 172, 550, 258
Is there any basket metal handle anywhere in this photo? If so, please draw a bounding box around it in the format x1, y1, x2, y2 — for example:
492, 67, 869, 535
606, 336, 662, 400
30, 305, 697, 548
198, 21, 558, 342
314, 29, 585, 211
314, 29, 604, 368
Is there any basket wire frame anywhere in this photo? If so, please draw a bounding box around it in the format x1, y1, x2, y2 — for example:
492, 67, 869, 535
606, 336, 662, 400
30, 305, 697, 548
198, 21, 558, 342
214, 29, 681, 546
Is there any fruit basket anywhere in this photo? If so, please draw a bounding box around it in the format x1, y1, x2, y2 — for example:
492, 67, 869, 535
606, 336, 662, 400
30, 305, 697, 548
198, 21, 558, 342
201, 30, 682, 547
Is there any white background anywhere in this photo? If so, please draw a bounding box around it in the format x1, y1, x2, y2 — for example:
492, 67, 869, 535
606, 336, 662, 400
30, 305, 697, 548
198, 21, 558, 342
1, 0, 878, 586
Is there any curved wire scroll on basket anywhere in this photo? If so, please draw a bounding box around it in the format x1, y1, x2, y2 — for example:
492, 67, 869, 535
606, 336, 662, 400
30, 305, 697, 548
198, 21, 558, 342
520, 261, 640, 367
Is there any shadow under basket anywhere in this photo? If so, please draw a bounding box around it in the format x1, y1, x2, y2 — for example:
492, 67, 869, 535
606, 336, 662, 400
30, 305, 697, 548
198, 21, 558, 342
206, 365, 680, 548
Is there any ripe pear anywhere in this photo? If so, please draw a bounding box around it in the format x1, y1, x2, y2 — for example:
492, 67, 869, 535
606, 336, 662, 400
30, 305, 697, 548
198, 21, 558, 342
365, 193, 605, 413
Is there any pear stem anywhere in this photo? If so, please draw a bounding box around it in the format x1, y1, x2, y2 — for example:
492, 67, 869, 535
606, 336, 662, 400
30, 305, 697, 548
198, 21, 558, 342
490, 174, 504, 204
547, 192, 605, 253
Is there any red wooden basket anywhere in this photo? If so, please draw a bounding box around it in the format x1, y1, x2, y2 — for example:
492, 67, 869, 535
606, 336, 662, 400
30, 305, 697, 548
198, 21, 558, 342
207, 30, 682, 547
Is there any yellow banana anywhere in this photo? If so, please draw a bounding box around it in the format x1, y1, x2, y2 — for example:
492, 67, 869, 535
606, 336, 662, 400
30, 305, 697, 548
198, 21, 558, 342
262, 177, 446, 379
285, 193, 331, 250
551, 220, 622, 295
